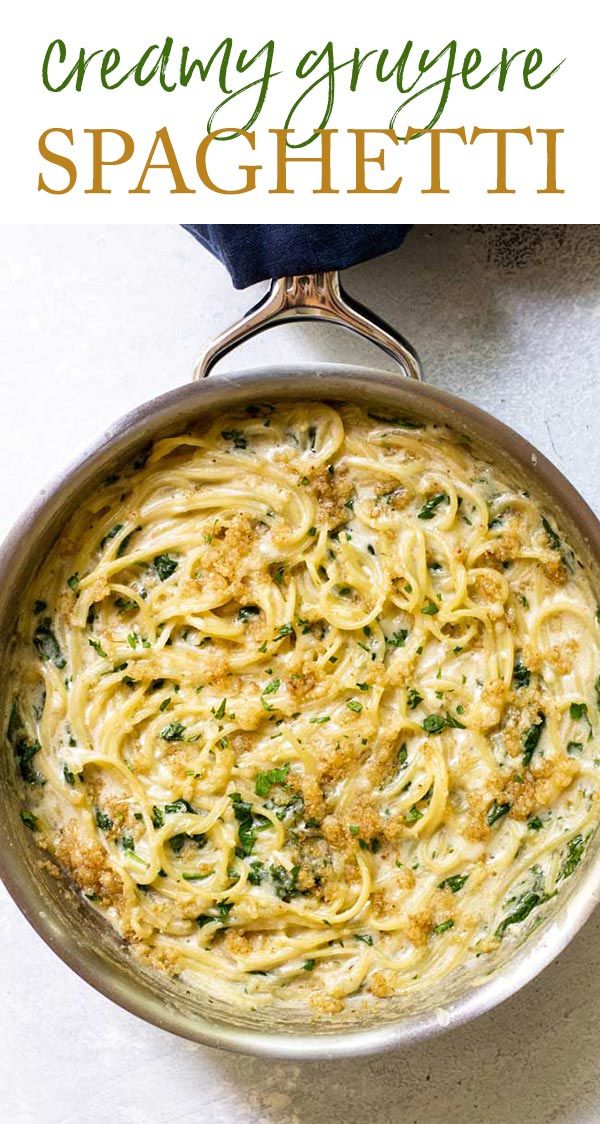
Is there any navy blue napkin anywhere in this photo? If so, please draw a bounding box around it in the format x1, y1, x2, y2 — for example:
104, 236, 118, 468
182, 224, 412, 289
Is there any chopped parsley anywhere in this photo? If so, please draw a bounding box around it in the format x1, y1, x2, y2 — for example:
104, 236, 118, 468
407, 688, 423, 710
418, 492, 449, 520
432, 919, 455, 935
152, 806, 165, 828
438, 874, 468, 893
20, 809, 39, 830
421, 599, 439, 615
386, 629, 408, 648
422, 711, 466, 735
160, 722, 186, 742
88, 637, 107, 658
255, 764, 290, 797
95, 808, 113, 831
275, 623, 295, 639
346, 699, 363, 713
262, 678, 281, 696
422, 714, 446, 734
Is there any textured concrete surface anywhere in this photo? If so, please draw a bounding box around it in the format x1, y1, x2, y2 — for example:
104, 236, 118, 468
1, 224, 599, 1123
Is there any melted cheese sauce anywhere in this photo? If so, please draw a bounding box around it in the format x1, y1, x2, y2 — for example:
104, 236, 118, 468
6, 401, 600, 1014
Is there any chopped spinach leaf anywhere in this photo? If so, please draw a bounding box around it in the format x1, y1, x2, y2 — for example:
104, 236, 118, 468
386, 629, 408, 648
438, 874, 468, 893
486, 799, 511, 827
542, 516, 561, 551
522, 712, 546, 767
270, 862, 300, 901
248, 860, 264, 885
20, 809, 39, 830
34, 620, 66, 668
367, 412, 420, 429
231, 793, 269, 856
95, 808, 113, 831
238, 604, 260, 621
153, 554, 178, 582
101, 523, 123, 549
513, 655, 530, 689
14, 738, 44, 787
221, 428, 247, 449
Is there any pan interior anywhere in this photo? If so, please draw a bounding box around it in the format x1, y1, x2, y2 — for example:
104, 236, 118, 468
2, 366, 600, 1055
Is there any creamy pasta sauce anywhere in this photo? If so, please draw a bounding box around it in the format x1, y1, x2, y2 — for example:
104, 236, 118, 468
6, 401, 600, 1014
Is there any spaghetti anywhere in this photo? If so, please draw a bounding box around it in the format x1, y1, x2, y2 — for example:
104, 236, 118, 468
6, 401, 600, 1014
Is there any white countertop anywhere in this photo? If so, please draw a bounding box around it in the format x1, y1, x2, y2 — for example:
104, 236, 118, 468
1, 224, 599, 1124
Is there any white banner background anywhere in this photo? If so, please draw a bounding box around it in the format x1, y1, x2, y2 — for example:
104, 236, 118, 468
2, 0, 597, 220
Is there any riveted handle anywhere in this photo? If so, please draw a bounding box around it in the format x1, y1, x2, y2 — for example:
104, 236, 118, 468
192, 271, 423, 381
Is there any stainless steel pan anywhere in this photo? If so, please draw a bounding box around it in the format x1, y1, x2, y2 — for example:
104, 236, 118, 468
1, 271, 599, 1060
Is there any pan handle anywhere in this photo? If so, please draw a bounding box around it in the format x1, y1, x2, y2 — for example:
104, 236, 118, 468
192, 271, 422, 381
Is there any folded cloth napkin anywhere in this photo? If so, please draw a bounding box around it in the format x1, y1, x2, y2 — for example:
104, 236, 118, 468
182, 224, 412, 289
